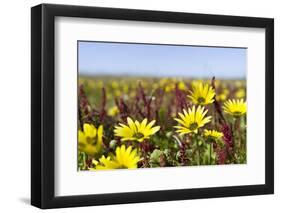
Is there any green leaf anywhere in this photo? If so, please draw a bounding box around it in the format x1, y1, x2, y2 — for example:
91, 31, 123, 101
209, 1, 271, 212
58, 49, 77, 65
78, 151, 88, 170
149, 149, 163, 167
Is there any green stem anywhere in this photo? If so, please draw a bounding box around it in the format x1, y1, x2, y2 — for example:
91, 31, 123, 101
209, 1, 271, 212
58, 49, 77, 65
196, 138, 200, 165
236, 117, 242, 163
236, 117, 241, 149
209, 143, 212, 165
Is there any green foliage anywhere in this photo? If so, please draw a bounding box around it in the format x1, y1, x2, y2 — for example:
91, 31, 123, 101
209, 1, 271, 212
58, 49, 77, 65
149, 149, 164, 167
78, 151, 88, 170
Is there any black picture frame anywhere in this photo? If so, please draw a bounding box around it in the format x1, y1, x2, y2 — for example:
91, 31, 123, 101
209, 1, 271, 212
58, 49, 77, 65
31, 3, 274, 209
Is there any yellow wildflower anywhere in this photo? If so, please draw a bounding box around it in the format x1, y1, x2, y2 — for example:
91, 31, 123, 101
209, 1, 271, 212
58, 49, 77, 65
92, 145, 140, 170
216, 88, 229, 102
204, 129, 223, 140
188, 82, 215, 105
108, 106, 119, 116
174, 105, 211, 135
114, 117, 160, 142
223, 99, 247, 116
178, 81, 187, 91
78, 123, 103, 156
235, 88, 246, 98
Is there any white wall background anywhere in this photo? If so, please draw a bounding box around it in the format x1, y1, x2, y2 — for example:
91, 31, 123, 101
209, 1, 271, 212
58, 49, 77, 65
0, 0, 279, 212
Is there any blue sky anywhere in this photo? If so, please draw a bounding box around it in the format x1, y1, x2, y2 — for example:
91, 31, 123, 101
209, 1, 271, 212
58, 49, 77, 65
78, 41, 247, 79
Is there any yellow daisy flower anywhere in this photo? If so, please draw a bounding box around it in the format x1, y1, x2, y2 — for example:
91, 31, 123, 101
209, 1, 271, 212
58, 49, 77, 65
78, 123, 103, 156
216, 88, 229, 102
114, 90, 121, 97
114, 117, 160, 142
165, 83, 175, 92
92, 145, 140, 170
204, 129, 223, 140
188, 82, 215, 105
223, 99, 247, 117
174, 105, 212, 135
178, 81, 187, 91
91, 156, 116, 170
108, 105, 119, 116
111, 81, 119, 89
235, 88, 246, 98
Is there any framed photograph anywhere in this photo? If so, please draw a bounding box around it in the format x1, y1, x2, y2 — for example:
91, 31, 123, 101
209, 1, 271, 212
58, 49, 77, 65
31, 3, 274, 209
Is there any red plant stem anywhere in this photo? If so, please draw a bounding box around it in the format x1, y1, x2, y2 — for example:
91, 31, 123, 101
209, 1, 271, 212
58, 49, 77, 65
99, 87, 106, 122
211, 77, 226, 124
146, 97, 152, 120
180, 141, 188, 165
115, 97, 130, 122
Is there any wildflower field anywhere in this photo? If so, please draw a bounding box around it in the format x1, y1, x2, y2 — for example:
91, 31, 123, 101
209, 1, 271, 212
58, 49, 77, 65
78, 76, 247, 171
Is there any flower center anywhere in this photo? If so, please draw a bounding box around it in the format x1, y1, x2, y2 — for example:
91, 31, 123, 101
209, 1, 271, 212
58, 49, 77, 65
232, 111, 242, 115
198, 97, 206, 104
117, 165, 128, 169
134, 132, 144, 139
205, 137, 215, 143
86, 136, 97, 145
189, 122, 198, 131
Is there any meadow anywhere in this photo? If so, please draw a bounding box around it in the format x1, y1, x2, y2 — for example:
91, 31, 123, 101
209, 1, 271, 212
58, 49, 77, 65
78, 76, 246, 170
